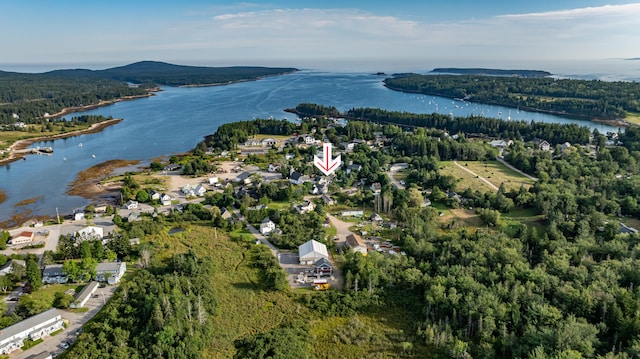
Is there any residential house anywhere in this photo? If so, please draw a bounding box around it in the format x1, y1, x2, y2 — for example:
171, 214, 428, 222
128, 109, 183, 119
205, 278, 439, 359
123, 200, 138, 210
389, 163, 409, 172
74, 212, 85, 221
0, 259, 25, 276
268, 164, 281, 172
340, 209, 364, 217
560, 142, 572, 154
127, 212, 140, 222
322, 194, 336, 206
285, 153, 296, 160
129, 238, 141, 245
346, 164, 362, 175
345, 234, 368, 255
208, 177, 219, 185
93, 202, 108, 213
69, 281, 99, 309
489, 139, 513, 150
260, 218, 276, 236
194, 184, 207, 197
303, 136, 317, 145
343, 142, 355, 152
96, 262, 127, 284
220, 208, 234, 221
76, 226, 104, 240
370, 213, 384, 225
10, 231, 34, 245
234, 172, 253, 185
533, 138, 551, 151
298, 240, 329, 265
261, 138, 278, 147
289, 171, 307, 185
42, 264, 68, 284
0, 309, 64, 355
312, 258, 332, 276
296, 200, 316, 214
149, 190, 161, 201
160, 193, 172, 206
422, 199, 432, 207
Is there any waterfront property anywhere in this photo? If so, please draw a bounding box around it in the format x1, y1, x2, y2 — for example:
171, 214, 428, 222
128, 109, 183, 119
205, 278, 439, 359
10, 231, 34, 245
0, 309, 64, 355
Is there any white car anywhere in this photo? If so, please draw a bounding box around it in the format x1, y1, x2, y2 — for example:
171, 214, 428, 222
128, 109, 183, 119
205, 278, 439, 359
59, 342, 69, 349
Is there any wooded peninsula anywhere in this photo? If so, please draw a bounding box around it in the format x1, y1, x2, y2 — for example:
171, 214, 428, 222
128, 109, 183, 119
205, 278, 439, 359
383, 73, 640, 122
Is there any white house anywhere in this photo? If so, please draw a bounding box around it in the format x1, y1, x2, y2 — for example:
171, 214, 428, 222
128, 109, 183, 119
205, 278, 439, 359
0, 309, 64, 355
69, 281, 99, 309
123, 200, 138, 210
260, 218, 276, 236
42, 264, 68, 284
150, 190, 161, 201
76, 226, 104, 240
194, 184, 207, 197
74, 212, 86, 221
321, 194, 336, 206
289, 171, 307, 185
298, 240, 329, 265
208, 177, 219, 185
296, 200, 316, 214
0, 259, 25, 276
268, 164, 281, 172
160, 193, 172, 206
285, 153, 296, 160
96, 262, 127, 284
346, 164, 362, 174
345, 234, 368, 255
304, 136, 317, 145
234, 172, 253, 185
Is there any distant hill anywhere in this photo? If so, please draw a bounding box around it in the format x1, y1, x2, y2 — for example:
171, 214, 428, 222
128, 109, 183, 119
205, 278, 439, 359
46, 61, 298, 86
0, 61, 298, 123
625, 58, 640, 61
430, 68, 551, 78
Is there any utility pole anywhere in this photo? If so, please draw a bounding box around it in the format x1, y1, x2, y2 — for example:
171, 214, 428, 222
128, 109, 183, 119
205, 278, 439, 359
56, 207, 60, 224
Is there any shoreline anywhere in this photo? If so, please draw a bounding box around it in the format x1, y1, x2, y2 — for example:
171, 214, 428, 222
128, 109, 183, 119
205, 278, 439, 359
177, 70, 299, 88
42, 91, 157, 120
382, 84, 632, 128
0, 118, 123, 166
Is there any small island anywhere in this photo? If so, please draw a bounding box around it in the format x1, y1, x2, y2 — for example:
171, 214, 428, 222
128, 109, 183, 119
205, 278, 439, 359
430, 67, 552, 78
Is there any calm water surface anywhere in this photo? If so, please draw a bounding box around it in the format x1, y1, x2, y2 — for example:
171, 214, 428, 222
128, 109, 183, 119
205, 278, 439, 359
0, 71, 619, 223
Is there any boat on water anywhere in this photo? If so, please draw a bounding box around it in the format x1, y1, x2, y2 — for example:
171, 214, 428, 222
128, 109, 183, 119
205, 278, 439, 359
91, 154, 96, 158
79, 143, 82, 147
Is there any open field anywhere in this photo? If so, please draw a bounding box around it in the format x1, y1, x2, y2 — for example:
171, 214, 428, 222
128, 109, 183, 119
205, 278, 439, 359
144, 224, 428, 358
625, 111, 640, 125
439, 160, 535, 192
251, 133, 292, 141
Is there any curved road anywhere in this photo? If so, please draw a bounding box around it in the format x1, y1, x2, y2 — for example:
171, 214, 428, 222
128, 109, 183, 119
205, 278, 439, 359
497, 157, 539, 181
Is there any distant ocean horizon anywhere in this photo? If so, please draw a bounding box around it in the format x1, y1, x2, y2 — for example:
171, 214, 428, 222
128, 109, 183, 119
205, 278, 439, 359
1, 58, 639, 81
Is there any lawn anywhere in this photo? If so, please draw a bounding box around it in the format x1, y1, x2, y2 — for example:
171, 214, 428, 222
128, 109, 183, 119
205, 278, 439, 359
439, 160, 535, 192
251, 134, 292, 141
625, 111, 640, 125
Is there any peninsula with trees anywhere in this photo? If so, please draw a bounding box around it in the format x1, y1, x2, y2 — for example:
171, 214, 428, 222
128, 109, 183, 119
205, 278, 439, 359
383, 72, 640, 124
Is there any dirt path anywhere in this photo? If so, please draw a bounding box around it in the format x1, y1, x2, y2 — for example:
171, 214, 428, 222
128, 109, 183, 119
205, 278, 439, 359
453, 160, 499, 191
497, 157, 539, 181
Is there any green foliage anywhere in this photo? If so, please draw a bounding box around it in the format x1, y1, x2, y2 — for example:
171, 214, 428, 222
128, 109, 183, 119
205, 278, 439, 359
250, 245, 288, 291
203, 118, 297, 150
25, 258, 42, 291
66, 251, 217, 358
0, 231, 9, 250
53, 292, 74, 309
234, 322, 311, 359
384, 74, 640, 119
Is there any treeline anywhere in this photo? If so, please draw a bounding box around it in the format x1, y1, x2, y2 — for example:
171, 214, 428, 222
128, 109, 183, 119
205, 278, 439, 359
203, 118, 296, 150
0, 72, 148, 124
66, 251, 217, 358
383, 74, 640, 119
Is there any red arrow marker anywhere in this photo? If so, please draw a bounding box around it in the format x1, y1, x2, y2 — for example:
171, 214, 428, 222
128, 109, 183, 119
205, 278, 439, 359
314, 142, 342, 176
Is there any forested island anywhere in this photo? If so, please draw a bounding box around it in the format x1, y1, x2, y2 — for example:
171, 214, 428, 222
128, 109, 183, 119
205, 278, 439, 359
430, 68, 551, 78
0, 61, 297, 124
383, 73, 640, 122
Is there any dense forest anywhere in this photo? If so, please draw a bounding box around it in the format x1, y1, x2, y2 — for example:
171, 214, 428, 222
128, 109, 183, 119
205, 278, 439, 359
0, 61, 296, 124
294, 103, 593, 145
383, 74, 640, 120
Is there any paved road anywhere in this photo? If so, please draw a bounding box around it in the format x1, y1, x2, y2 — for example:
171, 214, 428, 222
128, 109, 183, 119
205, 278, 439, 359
453, 160, 499, 191
11, 285, 118, 359
497, 157, 539, 181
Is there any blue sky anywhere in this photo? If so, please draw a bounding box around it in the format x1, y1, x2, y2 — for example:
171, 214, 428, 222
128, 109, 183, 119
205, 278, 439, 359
1, 1, 639, 72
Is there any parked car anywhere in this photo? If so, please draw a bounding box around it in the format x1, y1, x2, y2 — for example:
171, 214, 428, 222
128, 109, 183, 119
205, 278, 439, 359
59, 342, 69, 349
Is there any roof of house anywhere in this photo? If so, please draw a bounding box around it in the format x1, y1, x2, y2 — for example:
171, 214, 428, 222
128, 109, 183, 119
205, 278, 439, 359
236, 172, 252, 181
314, 257, 332, 268
261, 217, 274, 224
17, 231, 34, 238
298, 240, 328, 260
290, 171, 303, 181
0, 309, 62, 344
96, 262, 125, 273
346, 234, 366, 248
43, 264, 64, 277
74, 281, 99, 303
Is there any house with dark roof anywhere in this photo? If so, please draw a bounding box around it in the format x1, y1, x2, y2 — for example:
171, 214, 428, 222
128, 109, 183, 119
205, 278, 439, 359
345, 234, 368, 255
289, 171, 306, 185
42, 264, 68, 284
312, 258, 332, 276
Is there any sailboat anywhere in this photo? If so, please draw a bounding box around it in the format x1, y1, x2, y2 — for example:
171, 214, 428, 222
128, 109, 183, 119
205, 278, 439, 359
507, 110, 511, 121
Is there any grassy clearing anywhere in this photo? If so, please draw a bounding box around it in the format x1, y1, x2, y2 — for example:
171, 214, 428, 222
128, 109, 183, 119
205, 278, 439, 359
440, 160, 534, 192
145, 223, 429, 358
251, 134, 292, 141
625, 112, 640, 125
